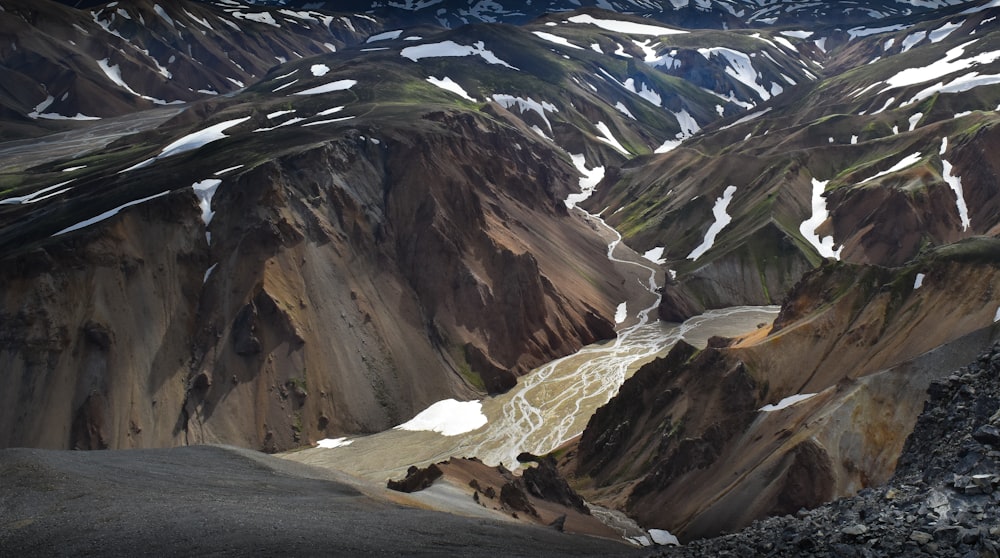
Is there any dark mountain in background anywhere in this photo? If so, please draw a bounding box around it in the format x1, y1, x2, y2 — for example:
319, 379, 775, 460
4, 0, 1000, 553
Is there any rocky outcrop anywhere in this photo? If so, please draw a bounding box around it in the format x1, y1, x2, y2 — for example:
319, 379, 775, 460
570, 240, 1000, 541
659, 340, 1000, 557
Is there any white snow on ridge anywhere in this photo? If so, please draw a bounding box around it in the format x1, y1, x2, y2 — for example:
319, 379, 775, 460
428, 76, 476, 101
914, 273, 925, 289
366, 29, 403, 42
859, 152, 922, 184
614, 101, 636, 119
780, 30, 813, 39
799, 178, 842, 260
594, 121, 630, 156
687, 185, 737, 261
759, 393, 818, 412
697, 47, 771, 101
121, 116, 251, 172
906, 72, 1000, 107
310, 64, 330, 77
930, 21, 963, 43
940, 138, 971, 231
564, 153, 605, 208
566, 14, 688, 36
532, 31, 583, 50
847, 24, 910, 40
395, 399, 487, 436
0, 180, 74, 205
54, 191, 170, 236
229, 10, 280, 27
292, 79, 357, 95
881, 40, 1000, 105
400, 40, 518, 69
493, 95, 558, 130
908, 112, 923, 131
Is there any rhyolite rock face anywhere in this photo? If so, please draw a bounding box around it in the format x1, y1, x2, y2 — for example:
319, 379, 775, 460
0, 107, 629, 452
567, 240, 1000, 542
655, 340, 1000, 556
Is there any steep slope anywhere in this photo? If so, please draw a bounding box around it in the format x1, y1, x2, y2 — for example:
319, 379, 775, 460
567, 238, 1000, 541
0, 0, 380, 140
663, 338, 1000, 556
242, 0, 976, 29
585, 0, 1000, 317
0, 23, 674, 451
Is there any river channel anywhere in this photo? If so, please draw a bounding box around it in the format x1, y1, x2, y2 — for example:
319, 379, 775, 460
285, 209, 779, 482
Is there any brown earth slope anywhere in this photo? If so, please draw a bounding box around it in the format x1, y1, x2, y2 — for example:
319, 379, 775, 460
567, 238, 1000, 541
0, 106, 628, 452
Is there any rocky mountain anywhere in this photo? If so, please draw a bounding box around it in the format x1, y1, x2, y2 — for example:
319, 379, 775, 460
1, 0, 380, 140
241, 0, 975, 30
3, 0, 1000, 554
566, 238, 1000, 540
659, 338, 1000, 556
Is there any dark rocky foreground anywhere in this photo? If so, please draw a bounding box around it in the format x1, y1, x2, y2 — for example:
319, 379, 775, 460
659, 341, 1000, 558
0, 445, 637, 557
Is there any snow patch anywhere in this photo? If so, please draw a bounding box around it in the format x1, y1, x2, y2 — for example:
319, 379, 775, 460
642, 246, 667, 265
914, 273, 925, 289
532, 31, 582, 50
615, 302, 628, 324
192, 179, 222, 243
54, 191, 170, 236
395, 399, 488, 436
687, 185, 737, 261
310, 64, 330, 77
940, 138, 971, 231
564, 154, 605, 208
400, 40, 517, 69
594, 121, 629, 156
759, 393, 818, 412
649, 530, 680, 546
614, 102, 635, 119
366, 29, 403, 42
566, 14, 687, 36
492, 95, 557, 131
428, 76, 476, 101
316, 437, 354, 449
859, 152, 922, 184
121, 117, 250, 172
292, 79, 357, 95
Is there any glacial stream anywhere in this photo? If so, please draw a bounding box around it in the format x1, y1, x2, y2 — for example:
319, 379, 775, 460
284, 210, 780, 482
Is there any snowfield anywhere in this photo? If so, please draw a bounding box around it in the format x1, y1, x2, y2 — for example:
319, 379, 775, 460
293, 79, 357, 95
800, 179, 842, 260
566, 14, 687, 36
427, 76, 476, 101
688, 185, 737, 261
400, 40, 518, 69
395, 399, 488, 436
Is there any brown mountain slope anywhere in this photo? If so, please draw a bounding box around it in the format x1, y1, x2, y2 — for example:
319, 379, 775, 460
566, 238, 1000, 541
0, 103, 628, 452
